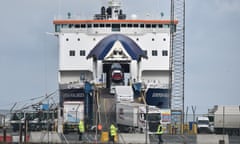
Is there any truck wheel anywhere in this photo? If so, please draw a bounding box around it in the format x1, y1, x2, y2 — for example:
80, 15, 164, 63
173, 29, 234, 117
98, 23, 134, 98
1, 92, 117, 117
128, 127, 136, 133
128, 127, 134, 133
133, 128, 136, 133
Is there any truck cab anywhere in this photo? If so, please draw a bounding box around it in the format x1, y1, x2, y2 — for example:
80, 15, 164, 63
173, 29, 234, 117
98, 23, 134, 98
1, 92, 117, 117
197, 116, 211, 133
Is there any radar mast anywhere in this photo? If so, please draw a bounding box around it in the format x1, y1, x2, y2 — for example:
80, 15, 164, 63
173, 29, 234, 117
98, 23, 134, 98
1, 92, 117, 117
94, 0, 126, 20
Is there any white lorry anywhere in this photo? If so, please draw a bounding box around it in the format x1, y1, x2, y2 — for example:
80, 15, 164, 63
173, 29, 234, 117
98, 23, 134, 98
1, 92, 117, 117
114, 86, 134, 102
116, 102, 161, 133
63, 101, 84, 133
196, 116, 211, 133
208, 105, 240, 136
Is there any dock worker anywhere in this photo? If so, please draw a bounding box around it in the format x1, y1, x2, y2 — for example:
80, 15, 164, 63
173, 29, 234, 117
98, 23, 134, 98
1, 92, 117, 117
78, 120, 85, 141
172, 122, 178, 135
109, 123, 117, 144
156, 121, 164, 144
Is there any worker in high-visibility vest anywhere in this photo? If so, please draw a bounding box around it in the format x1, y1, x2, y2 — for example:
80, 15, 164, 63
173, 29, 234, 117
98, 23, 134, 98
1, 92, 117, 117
78, 120, 85, 141
156, 122, 164, 144
172, 122, 178, 135
109, 123, 117, 144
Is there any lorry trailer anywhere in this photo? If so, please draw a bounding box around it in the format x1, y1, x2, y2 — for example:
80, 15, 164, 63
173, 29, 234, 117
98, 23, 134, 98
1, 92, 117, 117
63, 101, 84, 133
208, 105, 240, 136
116, 102, 161, 133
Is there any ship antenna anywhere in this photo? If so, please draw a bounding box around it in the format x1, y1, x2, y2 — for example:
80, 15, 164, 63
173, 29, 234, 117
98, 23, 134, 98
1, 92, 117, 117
108, 0, 121, 20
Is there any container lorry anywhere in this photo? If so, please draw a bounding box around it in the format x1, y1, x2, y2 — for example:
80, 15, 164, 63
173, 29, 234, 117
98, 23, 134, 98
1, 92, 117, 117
114, 86, 134, 102
63, 101, 84, 134
207, 105, 240, 136
116, 102, 161, 133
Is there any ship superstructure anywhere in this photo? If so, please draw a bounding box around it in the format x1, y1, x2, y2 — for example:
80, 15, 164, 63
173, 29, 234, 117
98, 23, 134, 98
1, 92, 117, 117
53, 0, 177, 87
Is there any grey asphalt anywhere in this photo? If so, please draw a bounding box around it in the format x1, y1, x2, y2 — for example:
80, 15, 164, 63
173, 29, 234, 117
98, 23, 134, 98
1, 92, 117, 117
61, 132, 240, 144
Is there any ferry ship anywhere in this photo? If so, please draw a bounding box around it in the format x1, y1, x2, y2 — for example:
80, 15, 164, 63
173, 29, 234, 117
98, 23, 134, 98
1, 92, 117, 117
53, 0, 178, 133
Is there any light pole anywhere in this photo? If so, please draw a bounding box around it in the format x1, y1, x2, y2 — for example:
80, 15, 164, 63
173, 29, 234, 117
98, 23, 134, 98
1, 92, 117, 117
145, 105, 149, 144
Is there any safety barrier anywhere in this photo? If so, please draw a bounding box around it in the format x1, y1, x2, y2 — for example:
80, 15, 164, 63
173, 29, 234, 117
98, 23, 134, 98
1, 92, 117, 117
0, 135, 30, 143
0, 135, 12, 143
100, 131, 118, 142
165, 123, 197, 135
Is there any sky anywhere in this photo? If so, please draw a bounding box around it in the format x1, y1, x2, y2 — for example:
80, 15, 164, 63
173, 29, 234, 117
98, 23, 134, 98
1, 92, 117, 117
0, 0, 240, 114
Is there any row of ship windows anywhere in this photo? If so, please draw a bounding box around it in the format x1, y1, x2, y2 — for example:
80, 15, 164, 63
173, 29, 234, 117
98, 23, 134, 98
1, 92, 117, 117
55, 23, 176, 32
68, 50, 168, 57
57, 23, 170, 29
148, 50, 168, 56
69, 50, 86, 56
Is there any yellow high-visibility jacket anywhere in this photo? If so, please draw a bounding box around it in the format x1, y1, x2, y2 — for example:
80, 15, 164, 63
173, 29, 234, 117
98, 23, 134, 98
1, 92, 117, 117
79, 120, 85, 133
110, 124, 117, 136
157, 124, 163, 134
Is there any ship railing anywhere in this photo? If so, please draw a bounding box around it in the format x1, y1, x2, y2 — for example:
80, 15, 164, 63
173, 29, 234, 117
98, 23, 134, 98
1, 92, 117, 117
54, 13, 170, 20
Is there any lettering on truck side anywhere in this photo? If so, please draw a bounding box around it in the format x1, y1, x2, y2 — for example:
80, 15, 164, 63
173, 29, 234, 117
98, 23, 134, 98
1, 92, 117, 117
152, 93, 168, 97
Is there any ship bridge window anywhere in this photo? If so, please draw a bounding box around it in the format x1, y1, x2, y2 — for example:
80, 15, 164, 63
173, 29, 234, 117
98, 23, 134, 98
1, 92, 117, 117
121, 24, 126, 27
152, 50, 158, 56
140, 24, 144, 28
162, 50, 168, 56
158, 24, 163, 28
127, 24, 132, 28
106, 24, 111, 27
112, 24, 120, 31
55, 25, 60, 32
80, 50, 86, 56
146, 24, 151, 28
94, 24, 99, 27
133, 24, 138, 28
152, 24, 156, 28
69, 24, 73, 28
74, 24, 80, 28
100, 24, 104, 27
81, 24, 86, 28
87, 24, 92, 28
69, 50, 75, 56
